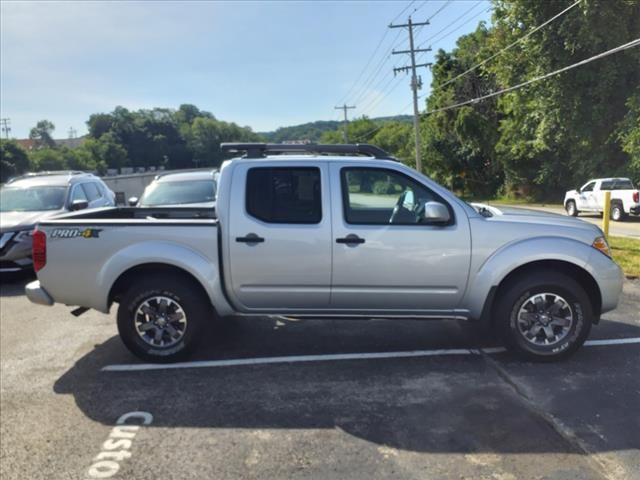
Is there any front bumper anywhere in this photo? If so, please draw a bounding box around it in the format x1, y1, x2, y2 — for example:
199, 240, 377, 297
25, 280, 54, 306
0, 232, 33, 272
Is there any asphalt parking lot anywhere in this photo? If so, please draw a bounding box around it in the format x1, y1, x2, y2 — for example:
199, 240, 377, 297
1, 275, 639, 480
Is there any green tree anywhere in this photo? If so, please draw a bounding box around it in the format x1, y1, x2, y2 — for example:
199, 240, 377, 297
0, 140, 32, 183
29, 120, 56, 149
30, 148, 66, 171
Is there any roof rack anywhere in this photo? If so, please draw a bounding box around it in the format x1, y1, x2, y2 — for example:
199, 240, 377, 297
6, 171, 90, 184
220, 143, 397, 161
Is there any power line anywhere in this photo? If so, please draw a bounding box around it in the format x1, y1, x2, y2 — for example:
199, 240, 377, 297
339, 1, 416, 104
437, 0, 582, 91
417, 0, 484, 50
424, 7, 491, 50
422, 37, 640, 117
358, 1, 455, 117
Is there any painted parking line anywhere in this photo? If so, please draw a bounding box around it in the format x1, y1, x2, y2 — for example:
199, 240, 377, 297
102, 337, 640, 372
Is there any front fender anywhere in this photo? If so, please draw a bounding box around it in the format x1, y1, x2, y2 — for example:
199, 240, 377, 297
464, 236, 597, 320
96, 241, 233, 315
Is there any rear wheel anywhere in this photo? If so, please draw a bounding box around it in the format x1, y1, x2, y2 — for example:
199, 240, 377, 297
494, 271, 592, 361
565, 200, 578, 217
610, 203, 626, 222
117, 274, 211, 362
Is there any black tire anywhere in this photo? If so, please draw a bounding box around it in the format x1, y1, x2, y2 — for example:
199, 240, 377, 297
117, 274, 211, 362
610, 202, 626, 222
494, 271, 592, 362
565, 200, 578, 217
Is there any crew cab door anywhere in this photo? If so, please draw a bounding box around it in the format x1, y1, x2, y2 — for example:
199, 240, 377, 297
329, 164, 471, 313
577, 181, 596, 210
226, 162, 331, 310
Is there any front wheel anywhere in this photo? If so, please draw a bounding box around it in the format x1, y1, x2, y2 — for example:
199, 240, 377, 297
565, 200, 578, 217
494, 271, 592, 361
117, 274, 211, 362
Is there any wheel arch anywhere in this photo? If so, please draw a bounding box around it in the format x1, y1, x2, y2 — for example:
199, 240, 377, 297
109, 263, 211, 311
484, 260, 602, 328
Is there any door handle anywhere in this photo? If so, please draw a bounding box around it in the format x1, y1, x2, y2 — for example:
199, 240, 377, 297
336, 234, 365, 245
236, 233, 265, 244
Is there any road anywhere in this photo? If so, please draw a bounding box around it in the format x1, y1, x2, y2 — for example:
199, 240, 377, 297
499, 204, 640, 238
1, 275, 639, 480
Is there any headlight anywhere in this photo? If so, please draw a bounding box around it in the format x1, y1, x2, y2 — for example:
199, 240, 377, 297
15, 230, 34, 241
592, 236, 611, 257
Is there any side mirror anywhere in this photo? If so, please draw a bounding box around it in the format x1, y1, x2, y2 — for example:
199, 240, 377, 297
421, 201, 451, 224
128, 197, 139, 207
70, 199, 89, 211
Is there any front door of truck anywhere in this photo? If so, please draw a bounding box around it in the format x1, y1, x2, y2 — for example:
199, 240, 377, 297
227, 162, 332, 311
329, 164, 471, 313
577, 181, 596, 211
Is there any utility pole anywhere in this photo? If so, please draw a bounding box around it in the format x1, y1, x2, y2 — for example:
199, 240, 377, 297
334, 104, 356, 143
390, 17, 431, 172
68, 127, 77, 139
0, 118, 10, 140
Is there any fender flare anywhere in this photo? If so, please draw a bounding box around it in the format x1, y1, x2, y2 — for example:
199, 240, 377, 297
95, 241, 233, 315
463, 236, 595, 320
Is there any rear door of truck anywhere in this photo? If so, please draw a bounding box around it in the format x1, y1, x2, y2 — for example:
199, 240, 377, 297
226, 161, 332, 310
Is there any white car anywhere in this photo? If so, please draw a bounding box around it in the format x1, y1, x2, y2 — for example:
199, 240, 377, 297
564, 177, 640, 221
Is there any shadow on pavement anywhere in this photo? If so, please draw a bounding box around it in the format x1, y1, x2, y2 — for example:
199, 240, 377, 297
0, 273, 33, 297
53, 315, 640, 456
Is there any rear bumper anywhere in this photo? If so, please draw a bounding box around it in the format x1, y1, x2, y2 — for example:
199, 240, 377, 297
630, 206, 640, 215
25, 280, 54, 306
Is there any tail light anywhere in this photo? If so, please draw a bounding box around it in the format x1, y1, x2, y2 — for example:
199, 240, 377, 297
32, 229, 46, 272
633, 191, 639, 203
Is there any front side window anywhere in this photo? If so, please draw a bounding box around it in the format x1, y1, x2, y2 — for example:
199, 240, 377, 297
70, 185, 89, 203
341, 167, 449, 225
582, 182, 595, 192
82, 182, 102, 201
246, 167, 321, 224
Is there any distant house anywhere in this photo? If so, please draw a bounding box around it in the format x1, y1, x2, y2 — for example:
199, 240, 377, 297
14, 136, 86, 150
54, 136, 86, 149
15, 139, 37, 151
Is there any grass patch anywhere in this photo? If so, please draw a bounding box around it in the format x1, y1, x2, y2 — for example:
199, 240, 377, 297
609, 236, 640, 278
471, 197, 563, 208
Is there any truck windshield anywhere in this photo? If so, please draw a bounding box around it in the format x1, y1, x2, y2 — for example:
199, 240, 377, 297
139, 180, 216, 206
0, 186, 66, 212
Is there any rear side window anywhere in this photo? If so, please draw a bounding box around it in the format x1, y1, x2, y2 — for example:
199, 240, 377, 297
82, 182, 102, 201
246, 167, 321, 224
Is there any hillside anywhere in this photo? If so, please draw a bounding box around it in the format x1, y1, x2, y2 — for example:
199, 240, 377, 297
260, 115, 412, 143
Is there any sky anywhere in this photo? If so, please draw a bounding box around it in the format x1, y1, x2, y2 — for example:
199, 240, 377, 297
0, 0, 492, 139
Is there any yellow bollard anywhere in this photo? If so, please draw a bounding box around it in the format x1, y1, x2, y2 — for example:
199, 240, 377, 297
602, 190, 611, 239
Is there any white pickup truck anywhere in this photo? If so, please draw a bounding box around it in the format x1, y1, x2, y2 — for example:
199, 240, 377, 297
564, 177, 640, 221
25, 144, 623, 363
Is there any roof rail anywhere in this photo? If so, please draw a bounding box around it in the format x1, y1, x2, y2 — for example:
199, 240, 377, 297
220, 143, 397, 161
6, 170, 90, 183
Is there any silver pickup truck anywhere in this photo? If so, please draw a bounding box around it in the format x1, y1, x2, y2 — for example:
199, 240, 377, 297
25, 143, 623, 362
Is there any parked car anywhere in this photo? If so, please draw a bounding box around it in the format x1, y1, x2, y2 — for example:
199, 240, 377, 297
0, 171, 115, 273
129, 169, 218, 208
564, 177, 640, 221
25, 144, 622, 363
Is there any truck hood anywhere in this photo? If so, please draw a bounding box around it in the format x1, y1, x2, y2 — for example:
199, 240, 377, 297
0, 210, 63, 233
472, 203, 601, 233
